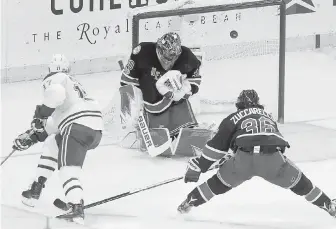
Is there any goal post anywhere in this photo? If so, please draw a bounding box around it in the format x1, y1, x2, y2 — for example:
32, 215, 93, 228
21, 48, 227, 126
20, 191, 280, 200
131, 0, 286, 123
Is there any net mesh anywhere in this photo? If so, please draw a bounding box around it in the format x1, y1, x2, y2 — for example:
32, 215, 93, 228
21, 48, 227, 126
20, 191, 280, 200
135, 2, 281, 117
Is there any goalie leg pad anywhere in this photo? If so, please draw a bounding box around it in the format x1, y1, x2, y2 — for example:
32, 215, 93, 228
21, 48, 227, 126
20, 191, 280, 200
103, 85, 143, 129
172, 128, 215, 157
119, 85, 144, 129
102, 85, 144, 145
144, 99, 197, 137
138, 127, 172, 157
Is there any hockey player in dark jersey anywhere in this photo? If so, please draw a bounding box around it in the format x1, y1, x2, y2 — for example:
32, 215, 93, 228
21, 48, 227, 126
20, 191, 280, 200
177, 89, 336, 218
121, 32, 202, 114
112, 32, 213, 157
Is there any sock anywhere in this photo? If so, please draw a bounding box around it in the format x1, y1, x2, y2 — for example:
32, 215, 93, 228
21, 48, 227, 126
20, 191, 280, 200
290, 173, 331, 211
189, 173, 232, 207
35, 136, 59, 183
35, 155, 57, 182
59, 166, 84, 205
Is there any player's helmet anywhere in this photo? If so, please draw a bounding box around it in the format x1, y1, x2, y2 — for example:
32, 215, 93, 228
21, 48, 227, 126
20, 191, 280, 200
48, 54, 70, 73
235, 89, 264, 110
156, 32, 182, 64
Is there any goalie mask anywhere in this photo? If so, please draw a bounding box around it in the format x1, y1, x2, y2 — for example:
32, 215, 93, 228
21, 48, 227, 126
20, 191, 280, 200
48, 54, 70, 73
235, 89, 264, 110
156, 32, 182, 67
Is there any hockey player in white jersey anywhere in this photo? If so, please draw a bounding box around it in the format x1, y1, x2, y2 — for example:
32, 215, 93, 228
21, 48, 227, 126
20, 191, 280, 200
12, 54, 103, 224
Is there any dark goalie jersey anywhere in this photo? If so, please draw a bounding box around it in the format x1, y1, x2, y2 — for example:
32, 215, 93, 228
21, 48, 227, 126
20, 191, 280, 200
120, 42, 202, 113
198, 107, 290, 169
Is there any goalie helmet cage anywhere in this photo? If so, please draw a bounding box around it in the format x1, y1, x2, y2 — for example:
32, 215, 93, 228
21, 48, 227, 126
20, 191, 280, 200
131, 0, 286, 123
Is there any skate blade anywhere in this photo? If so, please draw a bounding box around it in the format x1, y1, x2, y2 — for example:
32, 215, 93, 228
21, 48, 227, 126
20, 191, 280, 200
72, 217, 85, 225
53, 217, 86, 228
22, 197, 37, 207
177, 205, 192, 214
57, 215, 85, 225
178, 208, 191, 214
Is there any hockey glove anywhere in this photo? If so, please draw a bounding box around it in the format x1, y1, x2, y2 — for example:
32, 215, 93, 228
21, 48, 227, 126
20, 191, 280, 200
184, 157, 202, 183
13, 130, 39, 151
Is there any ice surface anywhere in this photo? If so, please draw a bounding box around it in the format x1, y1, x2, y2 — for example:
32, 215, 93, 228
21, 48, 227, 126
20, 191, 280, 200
1, 147, 336, 229
1, 49, 336, 229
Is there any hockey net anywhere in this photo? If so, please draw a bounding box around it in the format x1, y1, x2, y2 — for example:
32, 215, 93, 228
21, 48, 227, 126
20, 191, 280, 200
131, 0, 286, 122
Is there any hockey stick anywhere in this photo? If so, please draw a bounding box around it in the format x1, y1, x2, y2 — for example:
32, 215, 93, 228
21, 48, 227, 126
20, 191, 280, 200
0, 148, 16, 166
1, 130, 36, 166
54, 176, 183, 212
54, 156, 229, 212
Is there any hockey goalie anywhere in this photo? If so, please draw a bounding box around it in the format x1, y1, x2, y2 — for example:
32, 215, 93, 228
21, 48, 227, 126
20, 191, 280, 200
103, 32, 215, 157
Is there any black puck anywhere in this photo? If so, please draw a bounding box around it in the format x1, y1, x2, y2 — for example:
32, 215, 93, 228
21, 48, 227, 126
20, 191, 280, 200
230, 30, 238, 39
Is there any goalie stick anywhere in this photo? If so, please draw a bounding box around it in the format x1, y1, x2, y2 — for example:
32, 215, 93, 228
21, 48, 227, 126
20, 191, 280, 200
53, 157, 228, 212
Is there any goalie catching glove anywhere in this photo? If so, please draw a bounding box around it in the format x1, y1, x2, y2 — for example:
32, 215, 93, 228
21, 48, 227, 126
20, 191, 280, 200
156, 70, 192, 102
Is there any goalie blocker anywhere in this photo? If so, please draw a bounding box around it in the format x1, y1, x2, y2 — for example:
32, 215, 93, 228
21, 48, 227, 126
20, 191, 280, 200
104, 85, 213, 157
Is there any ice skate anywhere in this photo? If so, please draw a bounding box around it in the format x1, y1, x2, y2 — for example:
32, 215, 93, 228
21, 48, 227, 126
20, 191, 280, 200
177, 194, 198, 214
56, 199, 85, 225
21, 176, 46, 207
326, 199, 336, 218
